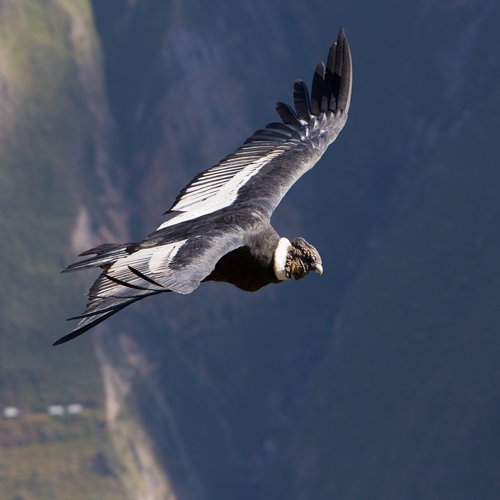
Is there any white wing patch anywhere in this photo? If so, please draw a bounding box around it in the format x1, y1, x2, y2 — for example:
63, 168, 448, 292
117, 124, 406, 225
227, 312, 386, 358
158, 145, 288, 230
148, 240, 186, 273
93, 240, 189, 298
110, 240, 187, 277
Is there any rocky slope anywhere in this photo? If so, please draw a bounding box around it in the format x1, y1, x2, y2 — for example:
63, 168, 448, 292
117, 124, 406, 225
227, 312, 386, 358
1, 1, 131, 498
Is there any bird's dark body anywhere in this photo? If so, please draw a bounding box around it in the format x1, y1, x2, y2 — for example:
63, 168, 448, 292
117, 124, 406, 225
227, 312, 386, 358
142, 211, 281, 291
203, 226, 281, 292
55, 28, 352, 345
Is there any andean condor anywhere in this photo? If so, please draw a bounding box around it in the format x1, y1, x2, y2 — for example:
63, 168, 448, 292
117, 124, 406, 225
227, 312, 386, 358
54, 28, 352, 346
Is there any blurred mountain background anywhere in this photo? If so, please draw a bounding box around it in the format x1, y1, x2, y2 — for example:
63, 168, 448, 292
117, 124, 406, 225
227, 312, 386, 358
1, 0, 499, 498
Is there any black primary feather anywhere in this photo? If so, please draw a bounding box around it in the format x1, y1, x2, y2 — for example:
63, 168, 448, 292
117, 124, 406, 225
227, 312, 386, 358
310, 62, 325, 116
293, 80, 312, 121
275, 102, 302, 127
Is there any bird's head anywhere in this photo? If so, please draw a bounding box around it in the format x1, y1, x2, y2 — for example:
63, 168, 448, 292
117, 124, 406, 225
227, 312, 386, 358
285, 237, 323, 280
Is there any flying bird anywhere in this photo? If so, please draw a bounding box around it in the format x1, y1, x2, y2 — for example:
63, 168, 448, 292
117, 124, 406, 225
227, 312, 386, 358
54, 28, 352, 346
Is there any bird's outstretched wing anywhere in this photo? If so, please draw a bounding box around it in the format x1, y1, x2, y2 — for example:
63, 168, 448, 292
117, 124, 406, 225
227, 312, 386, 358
157, 28, 352, 230
56, 28, 352, 345
54, 230, 246, 345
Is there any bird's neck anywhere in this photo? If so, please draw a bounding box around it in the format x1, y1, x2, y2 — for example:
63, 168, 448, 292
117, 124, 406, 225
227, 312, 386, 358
273, 237, 292, 281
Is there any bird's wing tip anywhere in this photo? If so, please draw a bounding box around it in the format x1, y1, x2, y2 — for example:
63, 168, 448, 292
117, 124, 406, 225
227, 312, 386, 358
52, 329, 85, 346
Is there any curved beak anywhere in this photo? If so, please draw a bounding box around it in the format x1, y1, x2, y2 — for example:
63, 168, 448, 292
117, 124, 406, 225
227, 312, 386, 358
311, 262, 323, 275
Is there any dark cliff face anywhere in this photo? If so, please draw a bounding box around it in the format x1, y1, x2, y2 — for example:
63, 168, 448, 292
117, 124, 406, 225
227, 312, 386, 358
88, 0, 500, 498
2, 0, 499, 498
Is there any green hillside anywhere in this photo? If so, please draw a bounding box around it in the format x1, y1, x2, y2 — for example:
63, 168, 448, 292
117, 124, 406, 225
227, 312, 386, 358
0, 1, 125, 497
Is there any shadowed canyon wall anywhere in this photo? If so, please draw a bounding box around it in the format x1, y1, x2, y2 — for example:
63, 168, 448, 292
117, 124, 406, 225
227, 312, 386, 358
1, 0, 499, 498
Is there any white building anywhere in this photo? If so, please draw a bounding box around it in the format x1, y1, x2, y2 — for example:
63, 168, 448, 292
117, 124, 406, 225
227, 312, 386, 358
3, 407, 19, 419
67, 404, 83, 415
47, 405, 65, 416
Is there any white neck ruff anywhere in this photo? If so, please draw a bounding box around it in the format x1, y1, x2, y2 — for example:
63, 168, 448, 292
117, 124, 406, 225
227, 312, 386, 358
273, 237, 292, 281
